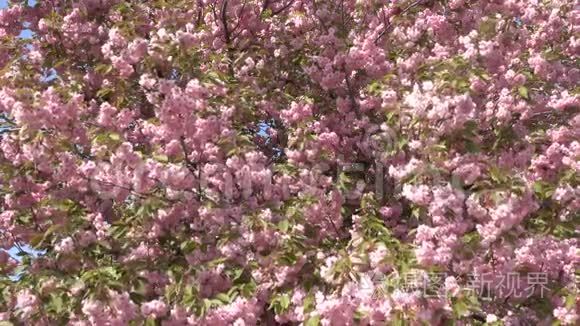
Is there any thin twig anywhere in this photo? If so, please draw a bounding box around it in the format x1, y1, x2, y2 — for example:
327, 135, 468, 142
272, 0, 294, 15
343, 65, 361, 118
220, 0, 236, 77
374, 0, 425, 45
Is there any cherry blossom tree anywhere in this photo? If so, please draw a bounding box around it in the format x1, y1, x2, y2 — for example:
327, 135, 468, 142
0, 0, 578, 325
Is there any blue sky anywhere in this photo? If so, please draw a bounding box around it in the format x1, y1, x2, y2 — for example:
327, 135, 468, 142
0, 0, 36, 8
1, 0, 35, 38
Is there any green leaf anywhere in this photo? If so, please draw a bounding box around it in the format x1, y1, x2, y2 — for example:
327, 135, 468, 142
518, 86, 529, 99
179, 240, 197, 253
96, 87, 113, 98
153, 153, 169, 162
231, 268, 244, 282
95, 64, 113, 74
397, 137, 408, 150
411, 207, 422, 219
304, 315, 321, 326
215, 293, 230, 303
48, 293, 64, 314
278, 219, 289, 232
109, 133, 121, 141
453, 300, 469, 317
432, 144, 447, 152
303, 294, 316, 313
390, 313, 405, 326
533, 181, 555, 200
269, 293, 291, 314
489, 166, 506, 184
565, 293, 576, 308
261, 8, 273, 18
110, 225, 128, 239
29, 233, 44, 248
144, 317, 157, 326
464, 139, 480, 153
280, 293, 290, 310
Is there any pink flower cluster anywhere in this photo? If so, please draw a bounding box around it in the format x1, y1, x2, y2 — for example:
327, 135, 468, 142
0, 0, 578, 325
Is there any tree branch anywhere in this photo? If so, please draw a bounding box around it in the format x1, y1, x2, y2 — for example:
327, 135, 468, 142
374, 0, 425, 45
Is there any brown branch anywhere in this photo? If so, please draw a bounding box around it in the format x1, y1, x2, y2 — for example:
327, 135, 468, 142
261, 0, 270, 13
196, 0, 204, 27
343, 65, 361, 118
179, 136, 197, 173
271, 0, 294, 15
230, 0, 248, 35
87, 177, 177, 204
374, 0, 425, 45
179, 136, 204, 201
220, 0, 236, 77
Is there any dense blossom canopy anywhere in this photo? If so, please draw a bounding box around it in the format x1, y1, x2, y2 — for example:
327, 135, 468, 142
0, 0, 579, 325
